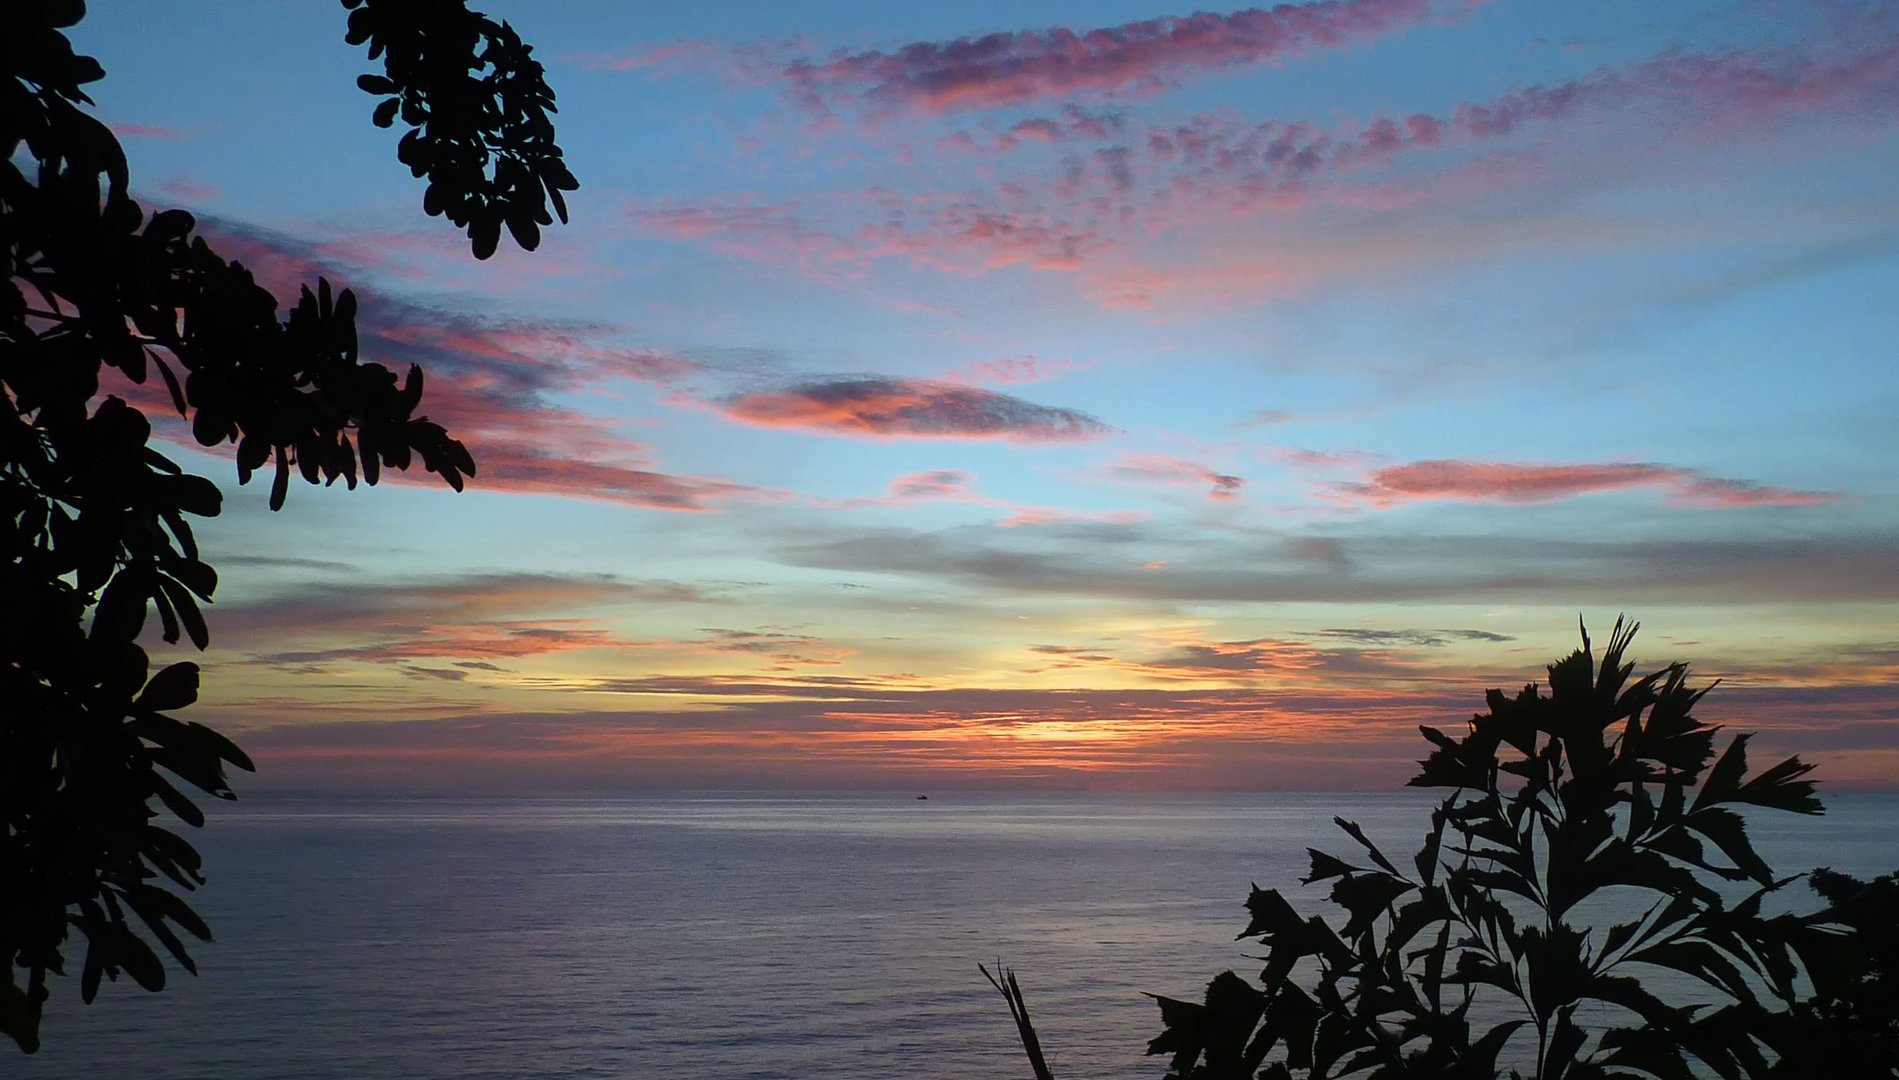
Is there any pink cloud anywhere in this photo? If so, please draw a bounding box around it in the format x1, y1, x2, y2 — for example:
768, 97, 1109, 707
888, 469, 977, 499
560, 39, 727, 73
252, 609, 850, 677
936, 106, 1129, 157
344, 354, 767, 513
994, 506, 1148, 528
853, 205, 1100, 271
1098, 452, 1246, 500
1051, 27, 1899, 312
144, 218, 760, 513
213, 573, 715, 672
626, 31, 1899, 318
1330, 459, 1840, 509
306, 225, 618, 289
1087, 256, 1313, 313
107, 121, 187, 139
819, 469, 1146, 529
445, 442, 761, 512
192, 219, 335, 300
267, 620, 626, 664
1003, 118, 1062, 144
155, 177, 221, 202
1131, 35, 1899, 213
935, 131, 983, 155
1667, 475, 1847, 509
1268, 446, 1377, 469
713, 377, 1111, 442
630, 200, 816, 247
781, 0, 1463, 114
633, 195, 1101, 276
376, 323, 696, 387
941, 354, 1089, 385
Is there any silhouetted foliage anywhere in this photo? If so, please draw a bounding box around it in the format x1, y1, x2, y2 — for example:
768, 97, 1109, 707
1145, 620, 1843, 1078
996, 621, 1887, 1078
2, 0, 569, 1052
344, 0, 578, 259
984, 963, 1058, 1080
1771, 868, 1899, 1077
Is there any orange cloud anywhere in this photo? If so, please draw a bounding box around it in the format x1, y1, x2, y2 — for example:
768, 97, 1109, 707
214, 645, 1899, 791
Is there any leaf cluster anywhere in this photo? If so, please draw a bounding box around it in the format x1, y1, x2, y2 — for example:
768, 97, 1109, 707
4, 0, 563, 1052
1771, 869, 1899, 1075
344, 0, 579, 258
1147, 620, 1851, 1079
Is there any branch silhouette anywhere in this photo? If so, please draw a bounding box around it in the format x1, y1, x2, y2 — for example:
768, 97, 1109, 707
2, 0, 572, 1052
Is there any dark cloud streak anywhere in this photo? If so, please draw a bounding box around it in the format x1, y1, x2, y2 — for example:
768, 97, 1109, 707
780, 0, 1457, 114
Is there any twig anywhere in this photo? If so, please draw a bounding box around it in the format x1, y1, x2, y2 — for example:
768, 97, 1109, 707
981, 962, 1056, 1080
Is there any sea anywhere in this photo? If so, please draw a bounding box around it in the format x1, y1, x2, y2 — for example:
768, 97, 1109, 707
15, 792, 1899, 1080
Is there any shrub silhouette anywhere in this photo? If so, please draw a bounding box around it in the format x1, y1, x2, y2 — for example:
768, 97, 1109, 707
2, 0, 570, 1051
998, 621, 1879, 1078
1773, 868, 1899, 1076
1146, 619, 1849, 1078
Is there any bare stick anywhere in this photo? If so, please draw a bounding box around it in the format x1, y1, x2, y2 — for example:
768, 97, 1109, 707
981, 962, 1056, 1080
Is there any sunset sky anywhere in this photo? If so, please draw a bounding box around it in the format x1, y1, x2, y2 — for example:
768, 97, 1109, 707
77, 0, 1898, 791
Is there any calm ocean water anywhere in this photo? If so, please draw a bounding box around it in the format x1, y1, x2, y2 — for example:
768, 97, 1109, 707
17, 792, 1899, 1079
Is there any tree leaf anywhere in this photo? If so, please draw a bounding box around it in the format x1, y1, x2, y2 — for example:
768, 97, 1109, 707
135, 662, 200, 712
1333, 817, 1403, 878
1303, 848, 1358, 884
1689, 734, 1751, 815
156, 574, 209, 650
1733, 756, 1822, 815
1683, 807, 1773, 885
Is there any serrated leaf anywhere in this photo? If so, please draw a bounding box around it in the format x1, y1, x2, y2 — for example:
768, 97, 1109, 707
1690, 735, 1751, 815
1334, 817, 1403, 878
1683, 807, 1773, 885
1303, 848, 1358, 884
1734, 756, 1822, 815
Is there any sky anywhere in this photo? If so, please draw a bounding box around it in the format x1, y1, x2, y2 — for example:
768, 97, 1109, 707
70, 0, 1899, 792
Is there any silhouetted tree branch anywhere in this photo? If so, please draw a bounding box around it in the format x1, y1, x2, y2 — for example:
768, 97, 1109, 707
343, 0, 578, 259
2, 0, 573, 1052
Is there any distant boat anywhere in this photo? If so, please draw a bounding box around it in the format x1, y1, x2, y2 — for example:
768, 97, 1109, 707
916, 794, 929, 800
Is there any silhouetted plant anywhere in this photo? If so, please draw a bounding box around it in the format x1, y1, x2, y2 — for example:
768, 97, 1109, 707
992, 622, 1879, 1078
344, 0, 579, 259
1140, 620, 1842, 1078
984, 963, 1058, 1080
2, 0, 570, 1051
1771, 868, 1899, 1076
